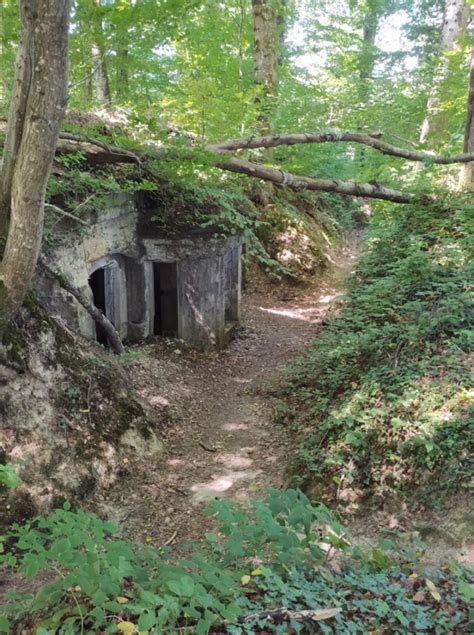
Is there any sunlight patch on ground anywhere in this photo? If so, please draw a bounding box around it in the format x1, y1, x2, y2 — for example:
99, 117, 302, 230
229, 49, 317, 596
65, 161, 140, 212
222, 422, 249, 431
319, 293, 341, 304
191, 469, 262, 503
213, 452, 254, 469
167, 458, 186, 467
259, 305, 323, 323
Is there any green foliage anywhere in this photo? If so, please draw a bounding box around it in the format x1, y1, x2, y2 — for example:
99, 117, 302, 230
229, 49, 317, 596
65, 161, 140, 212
0, 463, 21, 490
280, 195, 473, 503
0, 491, 470, 633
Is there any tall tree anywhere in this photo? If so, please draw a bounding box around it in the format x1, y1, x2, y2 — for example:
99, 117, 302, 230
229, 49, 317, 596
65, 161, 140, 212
463, 33, 474, 186
91, 0, 111, 107
251, 0, 281, 133
419, 0, 470, 145
0, 0, 70, 333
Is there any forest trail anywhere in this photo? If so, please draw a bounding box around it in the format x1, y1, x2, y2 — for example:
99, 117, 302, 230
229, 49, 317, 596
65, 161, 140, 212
96, 238, 360, 547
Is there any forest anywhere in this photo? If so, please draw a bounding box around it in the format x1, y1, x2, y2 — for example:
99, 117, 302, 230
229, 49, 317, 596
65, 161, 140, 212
0, 0, 473, 632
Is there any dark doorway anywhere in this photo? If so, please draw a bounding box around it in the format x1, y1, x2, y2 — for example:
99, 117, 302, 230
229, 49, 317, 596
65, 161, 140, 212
89, 267, 108, 345
153, 262, 178, 336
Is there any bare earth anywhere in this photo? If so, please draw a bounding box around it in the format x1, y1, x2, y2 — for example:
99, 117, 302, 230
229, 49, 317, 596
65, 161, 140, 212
95, 240, 359, 549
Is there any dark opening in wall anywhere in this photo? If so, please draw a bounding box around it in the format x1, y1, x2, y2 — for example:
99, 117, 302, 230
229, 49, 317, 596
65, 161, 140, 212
153, 262, 178, 336
224, 247, 239, 325
89, 267, 108, 346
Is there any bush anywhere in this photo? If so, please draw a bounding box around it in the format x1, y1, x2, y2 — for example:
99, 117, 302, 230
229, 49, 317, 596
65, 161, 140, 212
0, 489, 471, 633
279, 195, 473, 503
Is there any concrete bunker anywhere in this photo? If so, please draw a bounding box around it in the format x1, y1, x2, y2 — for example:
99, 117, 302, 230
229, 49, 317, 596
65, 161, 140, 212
38, 193, 243, 350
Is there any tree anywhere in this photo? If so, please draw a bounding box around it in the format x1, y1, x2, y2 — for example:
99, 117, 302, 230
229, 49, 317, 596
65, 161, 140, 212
463, 34, 474, 186
0, 0, 70, 334
251, 0, 281, 133
419, 0, 470, 146
91, 0, 111, 107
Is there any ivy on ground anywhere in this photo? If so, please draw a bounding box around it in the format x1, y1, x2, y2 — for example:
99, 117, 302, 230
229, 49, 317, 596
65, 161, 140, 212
0, 489, 471, 633
278, 194, 473, 504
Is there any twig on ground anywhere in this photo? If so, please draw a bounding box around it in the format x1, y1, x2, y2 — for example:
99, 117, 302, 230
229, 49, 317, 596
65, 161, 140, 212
199, 440, 218, 453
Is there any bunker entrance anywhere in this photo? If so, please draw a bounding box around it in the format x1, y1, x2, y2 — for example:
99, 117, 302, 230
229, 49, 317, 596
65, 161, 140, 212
89, 267, 108, 346
153, 262, 178, 336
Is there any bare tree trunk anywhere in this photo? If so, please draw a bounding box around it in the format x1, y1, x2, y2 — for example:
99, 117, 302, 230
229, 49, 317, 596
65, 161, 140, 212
91, 0, 111, 107
420, 0, 470, 146
359, 2, 378, 82
251, 0, 279, 134
0, 0, 69, 334
463, 35, 474, 186
0, 1, 33, 233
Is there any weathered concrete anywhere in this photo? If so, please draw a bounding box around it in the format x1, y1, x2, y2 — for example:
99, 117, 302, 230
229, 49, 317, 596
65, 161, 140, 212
37, 193, 243, 350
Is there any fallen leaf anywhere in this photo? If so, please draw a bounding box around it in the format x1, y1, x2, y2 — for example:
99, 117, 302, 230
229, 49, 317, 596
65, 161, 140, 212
117, 622, 135, 634
425, 579, 441, 601
116, 596, 129, 604
412, 591, 425, 603
240, 575, 251, 585
310, 608, 342, 621
251, 568, 262, 576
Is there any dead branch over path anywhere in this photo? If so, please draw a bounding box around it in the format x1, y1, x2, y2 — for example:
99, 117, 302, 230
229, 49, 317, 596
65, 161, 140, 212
3, 122, 470, 202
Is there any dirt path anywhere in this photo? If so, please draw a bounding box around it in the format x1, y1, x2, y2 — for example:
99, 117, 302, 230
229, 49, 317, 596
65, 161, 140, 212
96, 239, 359, 547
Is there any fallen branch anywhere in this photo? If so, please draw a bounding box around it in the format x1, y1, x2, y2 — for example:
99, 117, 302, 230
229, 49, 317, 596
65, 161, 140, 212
5, 124, 464, 202
57, 131, 141, 164
45, 203, 90, 226
39, 256, 124, 355
236, 606, 342, 625
199, 440, 218, 453
210, 130, 474, 164
216, 157, 414, 203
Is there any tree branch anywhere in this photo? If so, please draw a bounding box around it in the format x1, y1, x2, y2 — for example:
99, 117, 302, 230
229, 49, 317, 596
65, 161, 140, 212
209, 131, 474, 164
39, 256, 124, 355
215, 157, 414, 203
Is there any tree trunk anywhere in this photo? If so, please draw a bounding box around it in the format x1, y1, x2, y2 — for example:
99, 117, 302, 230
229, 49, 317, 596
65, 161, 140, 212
0, 1, 33, 233
91, 0, 111, 107
463, 35, 474, 186
251, 0, 280, 134
359, 1, 379, 82
0, 0, 69, 334
420, 0, 470, 146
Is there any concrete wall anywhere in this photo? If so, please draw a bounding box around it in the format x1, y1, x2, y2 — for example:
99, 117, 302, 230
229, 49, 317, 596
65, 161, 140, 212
38, 193, 243, 350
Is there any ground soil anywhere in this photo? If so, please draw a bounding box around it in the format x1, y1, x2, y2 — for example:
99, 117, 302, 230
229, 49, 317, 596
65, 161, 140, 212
94, 238, 360, 550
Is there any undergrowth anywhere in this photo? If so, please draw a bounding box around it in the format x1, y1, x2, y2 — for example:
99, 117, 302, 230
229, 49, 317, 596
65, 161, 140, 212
0, 489, 471, 634
278, 194, 473, 505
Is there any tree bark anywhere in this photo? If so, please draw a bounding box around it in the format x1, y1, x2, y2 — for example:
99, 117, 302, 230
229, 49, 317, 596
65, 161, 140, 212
39, 257, 124, 355
0, 0, 70, 334
251, 0, 280, 134
358, 0, 380, 83
463, 35, 474, 186
420, 0, 470, 146
0, 1, 33, 233
215, 156, 414, 203
91, 0, 111, 107
209, 130, 474, 163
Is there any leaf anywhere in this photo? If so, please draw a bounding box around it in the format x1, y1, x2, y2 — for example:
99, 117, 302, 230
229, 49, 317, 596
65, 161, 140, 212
412, 591, 426, 603
117, 622, 136, 634
240, 574, 251, 585
311, 608, 342, 620
459, 581, 474, 602
116, 596, 129, 604
425, 578, 441, 601
251, 568, 262, 576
